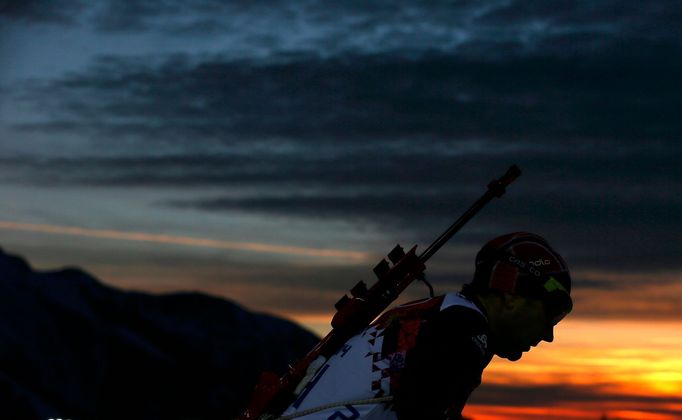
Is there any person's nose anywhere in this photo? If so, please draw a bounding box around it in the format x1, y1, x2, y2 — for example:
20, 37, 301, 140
543, 325, 554, 343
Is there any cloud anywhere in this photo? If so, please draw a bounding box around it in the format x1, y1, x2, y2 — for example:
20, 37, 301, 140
467, 383, 682, 418
471, 383, 679, 406
2, 148, 679, 272
0, 0, 85, 25
2, 1, 681, 285
11, 60, 682, 273
5, 1, 679, 62
0, 221, 368, 262
5, 47, 680, 239
10, 48, 682, 146
571, 281, 682, 321
478, 0, 682, 43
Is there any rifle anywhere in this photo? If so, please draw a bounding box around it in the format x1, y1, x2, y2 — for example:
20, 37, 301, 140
239, 165, 522, 419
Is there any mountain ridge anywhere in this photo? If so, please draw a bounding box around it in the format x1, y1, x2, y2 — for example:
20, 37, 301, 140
0, 247, 319, 419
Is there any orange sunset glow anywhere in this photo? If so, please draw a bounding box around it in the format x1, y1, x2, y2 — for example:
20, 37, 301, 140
0, 221, 369, 262
464, 319, 682, 419
286, 317, 682, 420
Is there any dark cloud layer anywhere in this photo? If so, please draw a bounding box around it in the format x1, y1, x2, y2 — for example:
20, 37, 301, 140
472, 383, 680, 406
4, 40, 681, 273
0, 0, 85, 25
470, 383, 682, 416
13, 47, 682, 144
2, 1, 681, 293
3, 152, 679, 273
5, 1, 680, 56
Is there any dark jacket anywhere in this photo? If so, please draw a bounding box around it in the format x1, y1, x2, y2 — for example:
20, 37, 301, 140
392, 297, 493, 419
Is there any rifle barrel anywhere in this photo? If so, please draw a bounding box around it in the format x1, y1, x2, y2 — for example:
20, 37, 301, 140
418, 165, 521, 264
239, 164, 521, 420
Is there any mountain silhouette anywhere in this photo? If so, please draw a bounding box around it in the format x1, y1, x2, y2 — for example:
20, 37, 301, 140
0, 247, 319, 419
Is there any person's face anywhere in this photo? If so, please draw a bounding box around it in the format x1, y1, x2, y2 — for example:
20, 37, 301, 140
492, 294, 556, 361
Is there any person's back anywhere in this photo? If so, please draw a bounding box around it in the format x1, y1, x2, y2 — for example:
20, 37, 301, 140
282, 293, 493, 419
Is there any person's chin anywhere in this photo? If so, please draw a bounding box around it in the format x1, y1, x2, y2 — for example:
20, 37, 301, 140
498, 348, 528, 361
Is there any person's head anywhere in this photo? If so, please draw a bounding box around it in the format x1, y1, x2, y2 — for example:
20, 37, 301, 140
462, 232, 572, 361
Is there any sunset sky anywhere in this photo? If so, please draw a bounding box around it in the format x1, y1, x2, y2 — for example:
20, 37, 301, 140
1, 1, 680, 419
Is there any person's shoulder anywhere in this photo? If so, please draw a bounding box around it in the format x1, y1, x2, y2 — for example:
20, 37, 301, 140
423, 296, 491, 360
433, 307, 488, 343
411, 294, 492, 367
417, 294, 489, 355
437, 293, 488, 329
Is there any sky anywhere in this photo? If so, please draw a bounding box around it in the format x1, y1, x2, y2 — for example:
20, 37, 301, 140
1, 1, 680, 419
